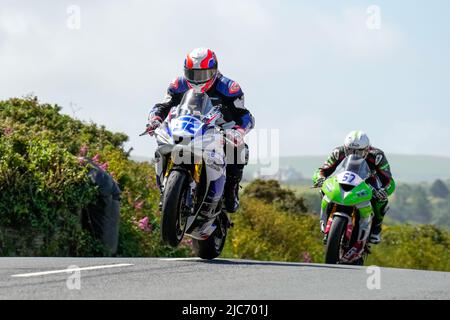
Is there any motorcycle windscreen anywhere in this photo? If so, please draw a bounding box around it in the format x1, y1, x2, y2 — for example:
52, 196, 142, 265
175, 89, 214, 119
333, 155, 371, 185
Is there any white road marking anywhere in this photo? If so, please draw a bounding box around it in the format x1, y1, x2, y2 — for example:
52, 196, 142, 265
11, 263, 134, 278
160, 258, 202, 261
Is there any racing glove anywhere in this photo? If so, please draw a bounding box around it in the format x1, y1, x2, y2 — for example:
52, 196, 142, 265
225, 126, 245, 147
373, 188, 388, 201
314, 176, 326, 188
146, 116, 162, 136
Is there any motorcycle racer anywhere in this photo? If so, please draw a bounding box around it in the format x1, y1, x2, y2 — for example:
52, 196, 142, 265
147, 47, 255, 213
313, 130, 396, 246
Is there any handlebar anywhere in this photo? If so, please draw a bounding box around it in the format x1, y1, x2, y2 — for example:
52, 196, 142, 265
139, 126, 237, 147
139, 128, 164, 138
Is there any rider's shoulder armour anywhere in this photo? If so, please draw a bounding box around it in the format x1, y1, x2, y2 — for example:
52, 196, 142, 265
215, 75, 243, 98
168, 76, 189, 95
367, 147, 386, 166
333, 146, 346, 162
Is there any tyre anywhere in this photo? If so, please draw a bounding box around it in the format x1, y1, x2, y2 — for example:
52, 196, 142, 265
161, 170, 189, 247
192, 220, 227, 260
82, 164, 121, 256
325, 215, 347, 264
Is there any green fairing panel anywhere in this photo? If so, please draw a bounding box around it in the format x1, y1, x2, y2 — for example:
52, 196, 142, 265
321, 198, 328, 210
358, 205, 373, 219
321, 176, 373, 206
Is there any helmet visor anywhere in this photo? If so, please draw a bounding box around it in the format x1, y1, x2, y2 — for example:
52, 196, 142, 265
184, 68, 216, 84
346, 147, 368, 158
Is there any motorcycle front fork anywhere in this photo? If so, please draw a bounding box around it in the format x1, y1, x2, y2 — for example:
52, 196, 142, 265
319, 198, 328, 233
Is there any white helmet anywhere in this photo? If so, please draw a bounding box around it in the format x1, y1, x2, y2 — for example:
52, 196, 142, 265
344, 130, 370, 157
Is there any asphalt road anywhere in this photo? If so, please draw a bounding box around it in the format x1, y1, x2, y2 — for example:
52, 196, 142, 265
0, 257, 449, 299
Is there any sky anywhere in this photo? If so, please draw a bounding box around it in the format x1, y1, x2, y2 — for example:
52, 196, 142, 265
1, 0, 450, 161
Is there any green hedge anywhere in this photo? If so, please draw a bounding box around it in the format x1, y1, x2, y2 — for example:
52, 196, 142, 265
367, 224, 450, 271
0, 132, 100, 255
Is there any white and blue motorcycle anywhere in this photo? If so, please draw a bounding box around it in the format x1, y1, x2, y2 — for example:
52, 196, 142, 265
142, 89, 234, 259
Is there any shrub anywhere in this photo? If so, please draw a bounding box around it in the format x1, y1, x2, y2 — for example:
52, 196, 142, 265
430, 179, 449, 199
0, 132, 101, 255
367, 224, 450, 271
223, 197, 323, 262
244, 179, 309, 213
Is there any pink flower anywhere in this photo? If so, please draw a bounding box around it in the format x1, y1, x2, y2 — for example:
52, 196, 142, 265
3, 127, 13, 136
77, 157, 87, 165
134, 200, 144, 210
181, 237, 193, 246
79, 144, 88, 157
91, 154, 101, 164
302, 251, 312, 263
138, 216, 152, 233
99, 162, 109, 171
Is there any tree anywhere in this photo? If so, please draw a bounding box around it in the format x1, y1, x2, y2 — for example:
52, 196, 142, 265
409, 186, 433, 224
430, 179, 449, 198
243, 179, 308, 213
388, 183, 411, 223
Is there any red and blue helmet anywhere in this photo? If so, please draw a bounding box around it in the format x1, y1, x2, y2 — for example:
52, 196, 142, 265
184, 48, 218, 92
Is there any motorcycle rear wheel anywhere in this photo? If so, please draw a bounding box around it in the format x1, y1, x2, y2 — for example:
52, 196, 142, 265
192, 217, 227, 260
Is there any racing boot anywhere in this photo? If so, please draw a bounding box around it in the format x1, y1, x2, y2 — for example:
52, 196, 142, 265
224, 173, 242, 213
369, 222, 382, 244
369, 200, 388, 244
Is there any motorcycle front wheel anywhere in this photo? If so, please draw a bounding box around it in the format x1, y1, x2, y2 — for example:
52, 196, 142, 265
325, 215, 347, 264
161, 170, 189, 247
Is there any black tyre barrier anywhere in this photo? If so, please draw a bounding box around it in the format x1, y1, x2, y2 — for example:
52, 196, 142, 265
82, 160, 121, 256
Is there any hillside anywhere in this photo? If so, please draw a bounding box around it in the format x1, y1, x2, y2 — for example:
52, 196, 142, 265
243, 154, 450, 183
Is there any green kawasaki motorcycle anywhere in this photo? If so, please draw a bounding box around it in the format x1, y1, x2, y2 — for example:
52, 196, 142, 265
313, 154, 377, 265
